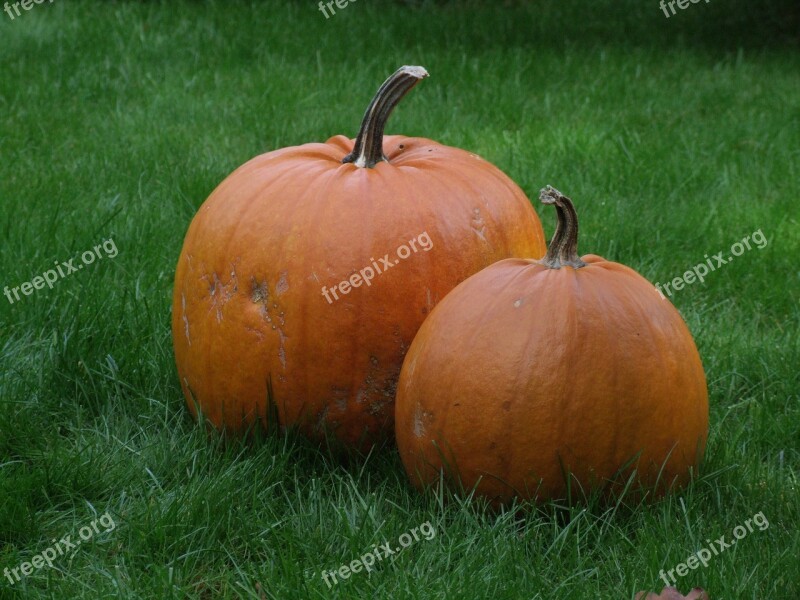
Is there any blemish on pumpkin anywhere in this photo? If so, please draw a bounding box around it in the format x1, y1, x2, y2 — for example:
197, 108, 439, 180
356, 355, 381, 404
397, 337, 409, 356
369, 397, 391, 417
404, 355, 417, 380
366, 376, 397, 417
230, 265, 239, 293
502, 401, 512, 411
471, 208, 487, 241
314, 406, 329, 433
326, 385, 350, 415
514, 299, 522, 308
244, 324, 265, 341
181, 294, 191, 345
275, 328, 288, 369
211, 272, 224, 323
206, 272, 236, 322
276, 271, 289, 295
413, 407, 425, 438
251, 278, 284, 326
357, 377, 374, 404
382, 376, 397, 398
251, 279, 269, 304
278, 346, 286, 368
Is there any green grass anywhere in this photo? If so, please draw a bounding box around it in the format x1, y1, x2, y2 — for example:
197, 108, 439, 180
1, 0, 798, 598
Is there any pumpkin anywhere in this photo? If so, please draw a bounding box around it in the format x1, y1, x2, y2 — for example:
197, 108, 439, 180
395, 186, 708, 504
171, 66, 546, 450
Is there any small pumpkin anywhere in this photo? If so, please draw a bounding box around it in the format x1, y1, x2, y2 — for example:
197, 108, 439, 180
396, 186, 708, 504
172, 66, 546, 450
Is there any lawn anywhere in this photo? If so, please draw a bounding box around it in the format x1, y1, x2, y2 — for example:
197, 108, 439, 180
0, 1, 798, 598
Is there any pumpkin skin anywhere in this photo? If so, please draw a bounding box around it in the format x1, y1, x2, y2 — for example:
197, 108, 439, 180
171, 67, 546, 450
395, 186, 708, 505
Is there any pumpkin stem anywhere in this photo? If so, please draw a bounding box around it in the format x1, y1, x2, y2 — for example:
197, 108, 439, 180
342, 66, 429, 169
539, 185, 587, 270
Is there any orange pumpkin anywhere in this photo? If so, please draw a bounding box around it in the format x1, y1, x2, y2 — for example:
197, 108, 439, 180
171, 66, 546, 450
396, 186, 708, 504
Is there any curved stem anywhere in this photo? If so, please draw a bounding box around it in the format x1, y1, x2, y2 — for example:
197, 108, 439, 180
539, 185, 587, 270
342, 66, 428, 168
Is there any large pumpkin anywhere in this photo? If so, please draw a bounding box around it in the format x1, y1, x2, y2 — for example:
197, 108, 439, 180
396, 186, 708, 504
172, 66, 546, 450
